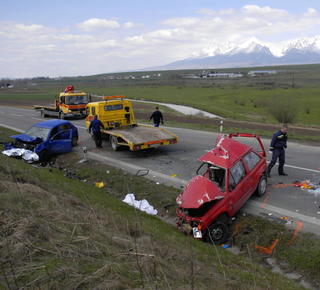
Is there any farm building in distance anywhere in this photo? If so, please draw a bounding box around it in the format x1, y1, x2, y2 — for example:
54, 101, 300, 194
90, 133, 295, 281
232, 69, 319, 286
201, 72, 244, 78
248, 70, 277, 77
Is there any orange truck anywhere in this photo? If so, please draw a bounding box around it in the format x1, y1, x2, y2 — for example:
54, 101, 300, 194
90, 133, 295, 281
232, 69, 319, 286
35, 86, 90, 119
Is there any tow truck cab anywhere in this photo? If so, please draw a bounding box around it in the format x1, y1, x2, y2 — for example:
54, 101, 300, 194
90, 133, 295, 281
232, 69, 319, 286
85, 96, 136, 129
176, 133, 267, 244
56, 90, 89, 119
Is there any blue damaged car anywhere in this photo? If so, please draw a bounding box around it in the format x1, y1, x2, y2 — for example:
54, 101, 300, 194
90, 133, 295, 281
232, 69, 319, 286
9, 119, 78, 161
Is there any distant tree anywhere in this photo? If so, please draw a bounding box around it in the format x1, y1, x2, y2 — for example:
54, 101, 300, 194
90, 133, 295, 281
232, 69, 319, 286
268, 96, 298, 124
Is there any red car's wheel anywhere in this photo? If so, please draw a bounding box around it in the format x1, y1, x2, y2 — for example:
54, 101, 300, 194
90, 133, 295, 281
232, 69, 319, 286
205, 219, 230, 245
256, 175, 267, 197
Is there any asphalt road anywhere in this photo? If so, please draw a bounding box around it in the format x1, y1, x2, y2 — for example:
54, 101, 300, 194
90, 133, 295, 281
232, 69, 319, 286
1, 106, 320, 234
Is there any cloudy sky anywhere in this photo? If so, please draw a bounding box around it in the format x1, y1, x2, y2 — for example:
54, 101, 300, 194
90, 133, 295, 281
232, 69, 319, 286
1, 0, 320, 78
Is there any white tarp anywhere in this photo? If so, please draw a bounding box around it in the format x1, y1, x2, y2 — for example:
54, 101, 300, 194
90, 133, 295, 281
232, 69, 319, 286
122, 193, 158, 215
2, 148, 39, 162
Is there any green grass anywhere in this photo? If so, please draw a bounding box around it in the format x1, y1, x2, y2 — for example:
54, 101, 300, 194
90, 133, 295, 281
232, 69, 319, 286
0, 126, 312, 289
1, 63, 320, 127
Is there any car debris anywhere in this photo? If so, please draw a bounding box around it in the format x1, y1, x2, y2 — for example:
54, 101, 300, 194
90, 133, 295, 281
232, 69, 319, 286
95, 182, 105, 188
123, 193, 158, 215
255, 239, 279, 255
176, 133, 267, 244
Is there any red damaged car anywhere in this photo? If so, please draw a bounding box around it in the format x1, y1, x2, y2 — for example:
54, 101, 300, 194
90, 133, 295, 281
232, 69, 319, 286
176, 133, 267, 244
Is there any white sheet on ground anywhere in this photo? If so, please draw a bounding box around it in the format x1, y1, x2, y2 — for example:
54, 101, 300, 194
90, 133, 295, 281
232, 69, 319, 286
123, 193, 158, 215
2, 148, 39, 162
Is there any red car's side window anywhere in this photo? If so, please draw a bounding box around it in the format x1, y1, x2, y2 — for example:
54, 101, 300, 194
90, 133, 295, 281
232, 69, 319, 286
229, 161, 246, 191
243, 151, 261, 171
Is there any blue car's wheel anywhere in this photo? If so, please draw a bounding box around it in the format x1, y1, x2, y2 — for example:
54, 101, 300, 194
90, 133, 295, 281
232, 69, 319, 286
72, 136, 78, 146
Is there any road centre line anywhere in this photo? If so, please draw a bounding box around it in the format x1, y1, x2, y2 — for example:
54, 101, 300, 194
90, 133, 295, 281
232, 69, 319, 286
0, 123, 319, 175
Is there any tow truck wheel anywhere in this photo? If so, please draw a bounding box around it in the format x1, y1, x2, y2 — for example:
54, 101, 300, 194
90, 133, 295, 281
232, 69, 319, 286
256, 175, 267, 197
40, 109, 47, 118
205, 219, 229, 245
110, 136, 119, 151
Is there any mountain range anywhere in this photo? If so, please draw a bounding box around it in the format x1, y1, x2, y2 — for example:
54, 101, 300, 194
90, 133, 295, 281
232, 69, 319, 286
156, 36, 320, 70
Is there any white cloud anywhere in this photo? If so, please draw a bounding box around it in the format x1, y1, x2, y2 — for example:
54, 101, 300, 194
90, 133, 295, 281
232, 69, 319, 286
241, 5, 289, 18
162, 17, 198, 27
78, 18, 120, 31
123, 21, 135, 28
14, 23, 45, 32
2, 5, 320, 78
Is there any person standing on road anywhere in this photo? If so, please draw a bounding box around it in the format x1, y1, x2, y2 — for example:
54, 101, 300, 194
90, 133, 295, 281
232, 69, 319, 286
149, 107, 164, 127
267, 125, 288, 177
89, 115, 104, 148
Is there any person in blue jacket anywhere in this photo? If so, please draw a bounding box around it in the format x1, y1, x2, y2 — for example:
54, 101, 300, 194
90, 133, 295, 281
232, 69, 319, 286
267, 125, 288, 177
89, 115, 104, 148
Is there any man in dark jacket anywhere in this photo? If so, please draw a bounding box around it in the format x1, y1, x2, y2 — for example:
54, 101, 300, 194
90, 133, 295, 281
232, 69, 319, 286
89, 115, 104, 148
149, 107, 164, 127
267, 125, 288, 177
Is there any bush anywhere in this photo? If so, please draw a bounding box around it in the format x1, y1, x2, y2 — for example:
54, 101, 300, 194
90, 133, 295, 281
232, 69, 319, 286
267, 96, 298, 124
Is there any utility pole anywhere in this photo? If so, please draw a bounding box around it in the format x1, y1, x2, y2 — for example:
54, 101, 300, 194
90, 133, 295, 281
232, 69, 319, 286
291, 72, 295, 88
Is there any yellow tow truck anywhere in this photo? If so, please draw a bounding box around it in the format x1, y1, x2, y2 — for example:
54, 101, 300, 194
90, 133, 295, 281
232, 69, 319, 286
35, 86, 90, 119
85, 96, 178, 151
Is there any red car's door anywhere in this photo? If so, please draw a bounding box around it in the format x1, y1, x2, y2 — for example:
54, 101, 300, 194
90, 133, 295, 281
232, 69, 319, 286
228, 160, 253, 215
242, 151, 264, 194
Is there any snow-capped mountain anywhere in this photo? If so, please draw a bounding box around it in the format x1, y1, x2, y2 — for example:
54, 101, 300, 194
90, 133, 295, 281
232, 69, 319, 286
156, 36, 320, 70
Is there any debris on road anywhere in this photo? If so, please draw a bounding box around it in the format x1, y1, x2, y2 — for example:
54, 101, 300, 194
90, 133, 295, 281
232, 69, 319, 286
123, 193, 158, 215
255, 238, 279, 255
287, 221, 304, 245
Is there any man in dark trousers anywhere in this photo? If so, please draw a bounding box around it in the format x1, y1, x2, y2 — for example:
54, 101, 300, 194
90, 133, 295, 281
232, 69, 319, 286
89, 115, 104, 148
267, 125, 288, 177
149, 107, 164, 127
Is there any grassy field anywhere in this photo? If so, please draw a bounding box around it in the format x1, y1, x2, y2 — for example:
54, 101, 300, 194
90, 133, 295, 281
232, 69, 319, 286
1, 126, 320, 289
1, 64, 320, 127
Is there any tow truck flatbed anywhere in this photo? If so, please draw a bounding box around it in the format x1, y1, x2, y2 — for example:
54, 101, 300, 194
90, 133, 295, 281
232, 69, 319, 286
104, 124, 177, 151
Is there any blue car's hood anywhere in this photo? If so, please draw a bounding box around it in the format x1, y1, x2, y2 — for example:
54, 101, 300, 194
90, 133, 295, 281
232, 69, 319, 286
11, 134, 43, 143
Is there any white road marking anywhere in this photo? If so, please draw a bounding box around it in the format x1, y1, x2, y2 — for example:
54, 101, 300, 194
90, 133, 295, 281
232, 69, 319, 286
0, 123, 24, 133
267, 161, 320, 173
78, 126, 87, 130
10, 114, 23, 117
285, 164, 320, 173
